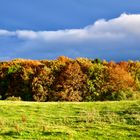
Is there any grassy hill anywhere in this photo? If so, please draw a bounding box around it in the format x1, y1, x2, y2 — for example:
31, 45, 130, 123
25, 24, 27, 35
0, 101, 140, 139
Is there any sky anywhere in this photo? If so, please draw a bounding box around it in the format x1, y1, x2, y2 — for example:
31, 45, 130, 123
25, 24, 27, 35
0, 0, 140, 61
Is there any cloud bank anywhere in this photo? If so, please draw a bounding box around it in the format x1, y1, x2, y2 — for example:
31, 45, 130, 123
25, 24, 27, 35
0, 13, 140, 61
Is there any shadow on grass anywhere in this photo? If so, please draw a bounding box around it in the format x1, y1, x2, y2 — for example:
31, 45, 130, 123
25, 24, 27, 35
42, 131, 69, 137
117, 104, 140, 125
1, 131, 20, 139
112, 125, 137, 131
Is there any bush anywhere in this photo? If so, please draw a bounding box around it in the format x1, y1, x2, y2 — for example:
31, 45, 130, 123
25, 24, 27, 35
106, 89, 139, 101
6, 96, 22, 101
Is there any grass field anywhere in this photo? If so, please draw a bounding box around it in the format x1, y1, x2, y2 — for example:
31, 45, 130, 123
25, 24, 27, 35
0, 101, 140, 140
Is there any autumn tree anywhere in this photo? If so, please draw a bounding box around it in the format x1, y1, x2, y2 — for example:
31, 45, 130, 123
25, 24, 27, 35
52, 61, 87, 101
104, 62, 136, 100
128, 61, 140, 90
0, 58, 139, 101
31, 65, 54, 102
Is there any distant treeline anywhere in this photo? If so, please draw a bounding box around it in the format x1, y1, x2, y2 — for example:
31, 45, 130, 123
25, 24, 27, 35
0, 56, 140, 101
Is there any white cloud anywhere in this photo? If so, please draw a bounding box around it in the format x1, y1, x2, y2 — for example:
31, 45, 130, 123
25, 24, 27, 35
0, 13, 140, 61
0, 29, 15, 36
1, 13, 140, 41
16, 30, 38, 39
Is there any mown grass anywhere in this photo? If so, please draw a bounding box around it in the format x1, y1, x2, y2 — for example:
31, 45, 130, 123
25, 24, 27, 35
0, 101, 140, 140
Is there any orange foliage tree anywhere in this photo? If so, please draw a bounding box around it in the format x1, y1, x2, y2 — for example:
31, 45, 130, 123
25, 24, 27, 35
52, 61, 87, 101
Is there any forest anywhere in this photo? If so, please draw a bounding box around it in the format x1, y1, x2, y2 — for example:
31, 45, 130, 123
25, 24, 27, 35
0, 56, 140, 102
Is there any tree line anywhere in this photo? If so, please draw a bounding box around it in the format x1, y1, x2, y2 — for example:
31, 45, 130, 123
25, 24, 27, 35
0, 56, 140, 101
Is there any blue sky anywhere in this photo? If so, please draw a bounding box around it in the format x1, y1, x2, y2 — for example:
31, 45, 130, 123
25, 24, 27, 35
0, 0, 140, 61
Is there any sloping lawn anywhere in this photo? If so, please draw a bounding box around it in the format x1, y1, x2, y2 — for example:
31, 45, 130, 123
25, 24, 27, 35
0, 101, 140, 139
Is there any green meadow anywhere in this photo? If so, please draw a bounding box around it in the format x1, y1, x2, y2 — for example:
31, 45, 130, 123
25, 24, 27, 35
0, 101, 140, 140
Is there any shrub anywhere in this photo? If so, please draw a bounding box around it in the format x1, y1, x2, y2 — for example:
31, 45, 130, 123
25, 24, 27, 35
6, 96, 22, 101
105, 89, 139, 101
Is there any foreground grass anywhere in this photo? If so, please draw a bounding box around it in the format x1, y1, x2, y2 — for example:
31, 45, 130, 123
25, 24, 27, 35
0, 101, 140, 140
